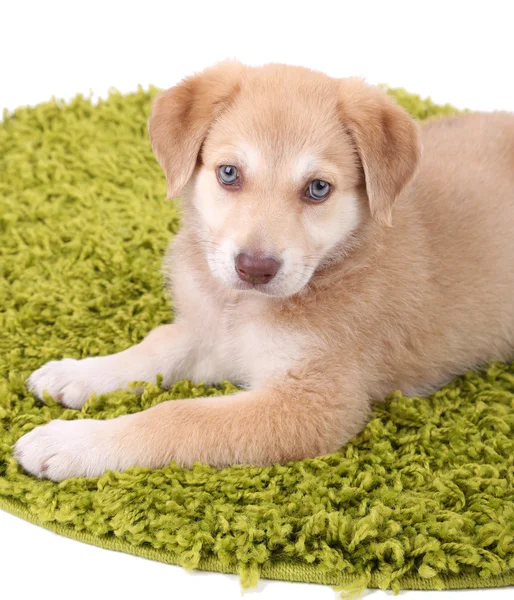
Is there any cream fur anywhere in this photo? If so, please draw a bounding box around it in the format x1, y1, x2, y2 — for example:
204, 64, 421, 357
15, 62, 514, 481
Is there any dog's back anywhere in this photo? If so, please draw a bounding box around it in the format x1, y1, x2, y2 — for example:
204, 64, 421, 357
415, 112, 514, 338
368, 112, 514, 396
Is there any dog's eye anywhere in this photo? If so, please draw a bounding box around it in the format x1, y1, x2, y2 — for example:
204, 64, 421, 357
307, 179, 331, 202
217, 165, 239, 185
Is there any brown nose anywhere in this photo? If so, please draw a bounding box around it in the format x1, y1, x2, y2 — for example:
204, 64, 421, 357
235, 253, 281, 285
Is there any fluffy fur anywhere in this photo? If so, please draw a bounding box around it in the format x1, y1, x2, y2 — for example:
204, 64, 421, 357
15, 62, 514, 481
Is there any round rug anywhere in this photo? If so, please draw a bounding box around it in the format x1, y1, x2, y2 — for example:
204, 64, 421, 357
0, 87, 513, 594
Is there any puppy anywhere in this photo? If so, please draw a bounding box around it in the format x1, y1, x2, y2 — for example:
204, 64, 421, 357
14, 62, 514, 481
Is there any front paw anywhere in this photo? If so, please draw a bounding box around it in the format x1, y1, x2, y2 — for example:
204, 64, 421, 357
13, 419, 123, 481
27, 358, 98, 409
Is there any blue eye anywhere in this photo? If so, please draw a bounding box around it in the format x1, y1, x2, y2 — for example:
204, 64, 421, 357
307, 179, 331, 201
218, 165, 239, 185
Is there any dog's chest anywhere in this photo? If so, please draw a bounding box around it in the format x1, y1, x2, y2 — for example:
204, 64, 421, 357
191, 295, 310, 388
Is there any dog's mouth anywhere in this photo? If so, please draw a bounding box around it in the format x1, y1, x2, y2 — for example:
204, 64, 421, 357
232, 278, 278, 295
229, 267, 315, 298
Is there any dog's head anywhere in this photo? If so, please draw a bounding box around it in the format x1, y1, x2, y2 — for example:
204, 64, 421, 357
149, 61, 421, 297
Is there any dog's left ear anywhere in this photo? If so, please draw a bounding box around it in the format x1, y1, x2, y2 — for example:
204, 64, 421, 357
339, 79, 422, 226
149, 60, 244, 199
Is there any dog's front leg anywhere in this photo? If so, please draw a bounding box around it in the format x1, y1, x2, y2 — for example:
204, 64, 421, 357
27, 323, 202, 409
14, 375, 369, 481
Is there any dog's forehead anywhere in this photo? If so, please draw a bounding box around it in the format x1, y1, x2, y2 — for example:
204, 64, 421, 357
236, 80, 339, 142
206, 84, 346, 177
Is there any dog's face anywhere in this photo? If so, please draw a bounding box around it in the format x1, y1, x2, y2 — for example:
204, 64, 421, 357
195, 75, 362, 297
149, 62, 420, 297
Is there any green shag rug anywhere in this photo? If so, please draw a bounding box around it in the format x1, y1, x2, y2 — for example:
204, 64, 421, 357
1, 87, 513, 595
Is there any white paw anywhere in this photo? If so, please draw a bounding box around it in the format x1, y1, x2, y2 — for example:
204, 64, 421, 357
28, 358, 107, 409
13, 419, 124, 481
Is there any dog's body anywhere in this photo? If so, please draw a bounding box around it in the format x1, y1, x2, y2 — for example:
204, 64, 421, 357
15, 63, 514, 481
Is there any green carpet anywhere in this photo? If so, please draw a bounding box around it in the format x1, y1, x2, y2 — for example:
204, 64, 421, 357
1, 86, 513, 595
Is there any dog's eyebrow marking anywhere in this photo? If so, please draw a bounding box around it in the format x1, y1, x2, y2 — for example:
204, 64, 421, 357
292, 154, 338, 183
292, 154, 324, 182
216, 142, 263, 174
237, 142, 263, 173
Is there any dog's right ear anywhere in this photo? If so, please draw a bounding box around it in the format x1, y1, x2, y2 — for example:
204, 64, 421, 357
148, 61, 244, 199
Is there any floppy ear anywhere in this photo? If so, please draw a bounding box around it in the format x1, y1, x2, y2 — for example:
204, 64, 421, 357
339, 79, 422, 226
148, 60, 244, 199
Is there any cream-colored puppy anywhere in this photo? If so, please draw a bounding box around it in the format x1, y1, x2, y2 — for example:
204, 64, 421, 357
15, 62, 514, 481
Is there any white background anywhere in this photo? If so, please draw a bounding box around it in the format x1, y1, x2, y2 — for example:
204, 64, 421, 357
1, 1, 513, 599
